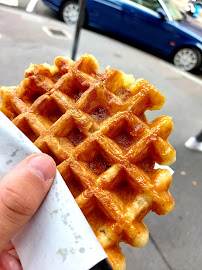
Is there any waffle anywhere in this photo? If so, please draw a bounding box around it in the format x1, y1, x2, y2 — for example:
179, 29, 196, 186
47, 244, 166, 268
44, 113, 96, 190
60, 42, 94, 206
0, 54, 176, 270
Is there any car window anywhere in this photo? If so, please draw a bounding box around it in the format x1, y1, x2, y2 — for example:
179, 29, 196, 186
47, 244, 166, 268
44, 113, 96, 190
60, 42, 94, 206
131, 0, 161, 11
162, 0, 183, 21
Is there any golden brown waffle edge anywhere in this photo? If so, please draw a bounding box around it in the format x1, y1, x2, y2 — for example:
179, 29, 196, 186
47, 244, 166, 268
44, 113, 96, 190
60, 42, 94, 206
0, 53, 176, 270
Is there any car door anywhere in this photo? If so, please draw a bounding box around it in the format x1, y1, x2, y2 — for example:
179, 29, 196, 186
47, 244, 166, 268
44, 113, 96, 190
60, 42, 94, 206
122, 0, 174, 54
86, 0, 124, 32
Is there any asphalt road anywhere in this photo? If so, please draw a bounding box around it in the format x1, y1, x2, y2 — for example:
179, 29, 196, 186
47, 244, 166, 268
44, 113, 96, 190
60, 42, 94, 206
4, 0, 59, 20
2, 0, 202, 79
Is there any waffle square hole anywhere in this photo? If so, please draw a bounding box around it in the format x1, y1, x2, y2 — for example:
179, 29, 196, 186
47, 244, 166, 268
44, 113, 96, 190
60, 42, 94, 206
138, 156, 155, 176
54, 119, 87, 147
39, 143, 63, 166
64, 173, 85, 199
79, 87, 112, 123
110, 170, 138, 207
104, 69, 132, 102
21, 91, 42, 104
17, 118, 39, 142
36, 97, 63, 123
88, 153, 111, 175
86, 205, 114, 234
78, 142, 112, 176
68, 80, 90, 102
106, 119, 144, 151
90, 107, 110, 123
67, 126, 86, 146
114, 87, 132, 102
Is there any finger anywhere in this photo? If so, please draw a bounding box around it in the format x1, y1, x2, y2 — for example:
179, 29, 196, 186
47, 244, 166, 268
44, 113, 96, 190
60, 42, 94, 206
0, 250, 22, 270
0, 153, 56, 252
4, 241, 19, 259
4, 241, 14, 252
7, 248, 19, 259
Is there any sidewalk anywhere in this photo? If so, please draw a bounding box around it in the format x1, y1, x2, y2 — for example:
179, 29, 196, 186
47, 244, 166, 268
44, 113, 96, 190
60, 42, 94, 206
0, 5, 202, 270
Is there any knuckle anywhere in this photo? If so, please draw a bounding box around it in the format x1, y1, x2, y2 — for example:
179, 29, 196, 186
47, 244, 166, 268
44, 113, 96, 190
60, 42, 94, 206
0, 186, 37, 222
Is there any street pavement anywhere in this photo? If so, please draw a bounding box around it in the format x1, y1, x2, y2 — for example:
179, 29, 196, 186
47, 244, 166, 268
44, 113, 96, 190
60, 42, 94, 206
2, 0, 202, 80
0, 5, 202, 270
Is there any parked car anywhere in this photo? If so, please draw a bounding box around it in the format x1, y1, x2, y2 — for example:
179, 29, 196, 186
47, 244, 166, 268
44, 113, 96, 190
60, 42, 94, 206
42, 0, 202, 72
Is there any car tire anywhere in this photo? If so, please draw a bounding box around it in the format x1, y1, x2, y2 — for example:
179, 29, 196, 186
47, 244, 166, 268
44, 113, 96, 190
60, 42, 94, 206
60, 1, 80, 26
173, 47, 202, 72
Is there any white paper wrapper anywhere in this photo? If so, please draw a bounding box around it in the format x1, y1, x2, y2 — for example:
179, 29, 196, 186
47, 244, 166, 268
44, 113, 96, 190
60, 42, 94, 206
154, 163, 174, 175
0, 112, 107, 270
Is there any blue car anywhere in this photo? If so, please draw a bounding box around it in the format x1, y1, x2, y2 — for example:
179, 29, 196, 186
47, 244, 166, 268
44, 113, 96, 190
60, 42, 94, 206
42, 0, 202, 72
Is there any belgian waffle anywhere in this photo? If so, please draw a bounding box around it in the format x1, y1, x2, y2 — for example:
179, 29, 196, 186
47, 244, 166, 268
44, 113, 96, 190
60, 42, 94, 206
0, 54, 176, 270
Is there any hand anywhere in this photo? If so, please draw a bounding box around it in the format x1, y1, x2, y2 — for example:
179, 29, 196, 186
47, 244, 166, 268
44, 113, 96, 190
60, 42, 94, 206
0, 154, 56, 270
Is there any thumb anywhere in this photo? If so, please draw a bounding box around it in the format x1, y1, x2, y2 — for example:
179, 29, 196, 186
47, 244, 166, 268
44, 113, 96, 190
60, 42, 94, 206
0, 153, 56, 252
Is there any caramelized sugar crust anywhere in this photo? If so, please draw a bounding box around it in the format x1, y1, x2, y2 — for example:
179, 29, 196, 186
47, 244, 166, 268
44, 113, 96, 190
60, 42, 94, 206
0, 54, 176, 270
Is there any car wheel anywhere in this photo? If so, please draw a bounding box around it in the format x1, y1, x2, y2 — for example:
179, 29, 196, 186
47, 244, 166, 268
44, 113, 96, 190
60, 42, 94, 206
61, 1, 79, 25
173, 47, 202, 72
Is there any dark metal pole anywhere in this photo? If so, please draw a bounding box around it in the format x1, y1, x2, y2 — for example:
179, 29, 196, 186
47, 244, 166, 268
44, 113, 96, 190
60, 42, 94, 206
71, 0, 87, 60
